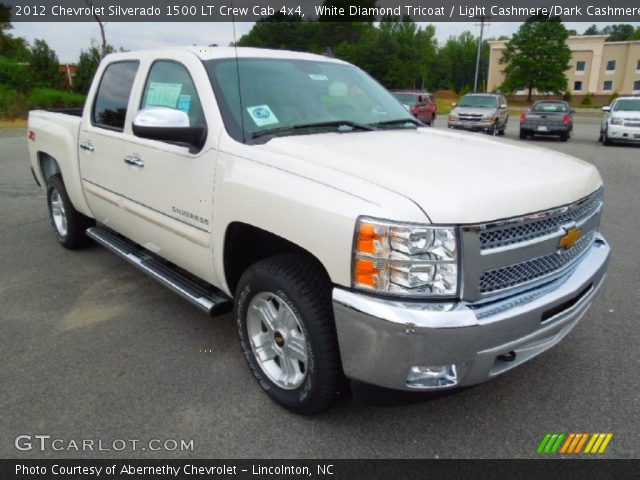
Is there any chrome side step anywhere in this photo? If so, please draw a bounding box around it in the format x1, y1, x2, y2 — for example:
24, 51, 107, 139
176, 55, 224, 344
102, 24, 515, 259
86, 226, 232, 316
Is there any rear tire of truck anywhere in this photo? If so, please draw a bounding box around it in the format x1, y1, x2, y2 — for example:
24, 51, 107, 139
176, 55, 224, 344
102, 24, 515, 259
46, 174, 94, 249
235, 254, 342, 414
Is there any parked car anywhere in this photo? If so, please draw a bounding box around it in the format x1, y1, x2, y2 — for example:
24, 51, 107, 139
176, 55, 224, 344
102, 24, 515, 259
390, 91, 437, 126
519, 100, 574, 141
448, 93, 508, 135
28, 47, 610, 414
599, 96, 640, 146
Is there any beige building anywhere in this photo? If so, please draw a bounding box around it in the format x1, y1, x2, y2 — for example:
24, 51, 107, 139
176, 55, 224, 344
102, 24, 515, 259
487, 35, 640, 103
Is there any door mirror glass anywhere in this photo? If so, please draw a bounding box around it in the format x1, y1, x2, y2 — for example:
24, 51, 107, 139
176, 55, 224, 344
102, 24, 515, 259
133, 106, 205, 148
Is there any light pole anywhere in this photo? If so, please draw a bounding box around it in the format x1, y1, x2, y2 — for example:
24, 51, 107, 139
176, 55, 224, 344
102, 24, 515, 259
473, 16, 490, 93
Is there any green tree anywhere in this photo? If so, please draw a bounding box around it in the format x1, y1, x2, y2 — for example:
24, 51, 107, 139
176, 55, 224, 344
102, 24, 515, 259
499, 16, 572, 101
602, 24, 636, 41
235, 13, 317, 51
583, 25, 600, 35
30, 39, 63, 88
335, 18, 436, 90
74, 40, 110, 93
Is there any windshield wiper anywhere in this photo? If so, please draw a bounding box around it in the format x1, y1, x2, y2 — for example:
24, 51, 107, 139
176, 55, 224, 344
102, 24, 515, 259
370, 118, 421, 128
251, 120, 375, 140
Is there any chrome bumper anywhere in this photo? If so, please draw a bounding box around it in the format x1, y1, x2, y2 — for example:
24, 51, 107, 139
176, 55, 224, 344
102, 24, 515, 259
332, 234, 610, 391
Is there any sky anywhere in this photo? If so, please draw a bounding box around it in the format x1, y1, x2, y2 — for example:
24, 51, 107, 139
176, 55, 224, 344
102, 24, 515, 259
10, 21, 639, 63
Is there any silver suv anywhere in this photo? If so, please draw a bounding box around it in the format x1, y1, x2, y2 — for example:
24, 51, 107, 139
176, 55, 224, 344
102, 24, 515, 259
448, 93, 509, 135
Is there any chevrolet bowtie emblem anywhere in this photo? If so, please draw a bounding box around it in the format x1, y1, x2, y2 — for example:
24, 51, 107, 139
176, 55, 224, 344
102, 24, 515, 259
559, 228, 582, 250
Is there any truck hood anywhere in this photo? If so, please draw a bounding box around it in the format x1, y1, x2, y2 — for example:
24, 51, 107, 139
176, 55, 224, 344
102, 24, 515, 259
258, 128, 602, 224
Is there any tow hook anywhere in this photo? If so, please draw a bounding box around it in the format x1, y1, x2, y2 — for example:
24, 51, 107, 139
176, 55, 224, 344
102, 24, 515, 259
498, 351, 517, 362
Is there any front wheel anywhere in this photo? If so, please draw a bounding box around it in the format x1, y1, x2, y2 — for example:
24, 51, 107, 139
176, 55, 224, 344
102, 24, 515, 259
46, 174, 94, 249
602, 127, 613, 146
235, 254, 343, 414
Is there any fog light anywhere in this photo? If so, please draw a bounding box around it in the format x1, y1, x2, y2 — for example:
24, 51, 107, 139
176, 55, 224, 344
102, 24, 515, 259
406, 365, 459, 389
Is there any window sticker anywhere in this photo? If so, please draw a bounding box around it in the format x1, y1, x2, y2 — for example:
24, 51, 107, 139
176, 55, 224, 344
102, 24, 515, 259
246, 105, 279, 127
309, 74, 329, 81
145, 82, 183, 108
177, 94, 191, 113
328, 81, 348, 97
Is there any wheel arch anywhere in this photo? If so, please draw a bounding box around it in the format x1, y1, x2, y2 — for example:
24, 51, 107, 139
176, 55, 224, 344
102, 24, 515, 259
223, 222, 331, 297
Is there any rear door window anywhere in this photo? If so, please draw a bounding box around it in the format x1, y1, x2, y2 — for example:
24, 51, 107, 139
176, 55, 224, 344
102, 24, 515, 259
92, 61, 139, 131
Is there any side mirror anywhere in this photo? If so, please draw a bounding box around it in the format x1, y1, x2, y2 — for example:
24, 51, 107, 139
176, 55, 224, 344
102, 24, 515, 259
500, 104, 508, 109
601, 106, 611, 112
132, 107, 206, 149
570, 109, 575, 114
451, 102, 457, 107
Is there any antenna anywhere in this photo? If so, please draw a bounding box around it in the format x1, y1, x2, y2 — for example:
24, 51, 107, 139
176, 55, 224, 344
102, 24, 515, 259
231, 0, 246, 143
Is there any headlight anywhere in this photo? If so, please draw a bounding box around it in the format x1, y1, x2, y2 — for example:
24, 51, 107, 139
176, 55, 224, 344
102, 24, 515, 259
352, 217, 458, 297
448, 114, 458, 121
610, 118, 622, 125
482, 114, 496, 121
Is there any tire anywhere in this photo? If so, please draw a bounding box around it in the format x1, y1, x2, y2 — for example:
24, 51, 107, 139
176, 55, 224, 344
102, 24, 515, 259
519, 129, 527, 140
46, 174, 94, 249
602, 127, 613, 146
235, 254, 343, 414
560, 132, 569, 142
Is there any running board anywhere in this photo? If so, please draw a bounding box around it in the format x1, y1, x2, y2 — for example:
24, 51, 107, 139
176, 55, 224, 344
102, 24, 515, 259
86, 226, 232, 316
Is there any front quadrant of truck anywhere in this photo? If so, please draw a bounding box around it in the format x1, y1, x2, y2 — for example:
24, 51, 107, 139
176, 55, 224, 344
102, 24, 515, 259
27, 46, 610, 414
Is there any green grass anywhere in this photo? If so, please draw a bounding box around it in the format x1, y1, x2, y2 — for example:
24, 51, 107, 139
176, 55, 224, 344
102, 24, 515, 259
0, 87, 85, 120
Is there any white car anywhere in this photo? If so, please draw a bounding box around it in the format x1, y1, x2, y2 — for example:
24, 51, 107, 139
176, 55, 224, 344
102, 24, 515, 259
600, 96, 640, 145
27, 47, 610, 413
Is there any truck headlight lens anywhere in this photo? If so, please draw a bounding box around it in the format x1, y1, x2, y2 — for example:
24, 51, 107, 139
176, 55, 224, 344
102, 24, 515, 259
353, 218, 458, 297
448, 114, 458, 122
610, 118, 622, 125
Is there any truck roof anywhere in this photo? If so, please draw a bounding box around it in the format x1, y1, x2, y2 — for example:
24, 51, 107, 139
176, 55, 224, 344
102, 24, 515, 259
104, 46, 348, 64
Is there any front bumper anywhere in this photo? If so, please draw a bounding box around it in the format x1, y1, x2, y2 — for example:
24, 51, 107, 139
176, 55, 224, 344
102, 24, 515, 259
448, 120, 495, 131
607, 124, 640, 142
333, 234, 610, 391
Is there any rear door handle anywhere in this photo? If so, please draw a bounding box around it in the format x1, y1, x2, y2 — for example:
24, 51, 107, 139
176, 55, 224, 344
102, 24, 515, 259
80, 141, 94, 152
124, 154, 144, 167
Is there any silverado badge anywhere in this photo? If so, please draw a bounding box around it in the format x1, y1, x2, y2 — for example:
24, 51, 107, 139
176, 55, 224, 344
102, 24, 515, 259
559, 228, 582, 250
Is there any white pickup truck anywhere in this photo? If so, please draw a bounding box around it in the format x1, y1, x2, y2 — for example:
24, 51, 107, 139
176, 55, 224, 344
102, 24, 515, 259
28, 47, 610, 413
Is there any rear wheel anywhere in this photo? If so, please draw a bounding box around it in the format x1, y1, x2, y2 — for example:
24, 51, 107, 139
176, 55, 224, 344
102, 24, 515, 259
46, 174, 94, 249
519, 129, 527, 140
235, 254, 343, 414
560, 132, 569, 142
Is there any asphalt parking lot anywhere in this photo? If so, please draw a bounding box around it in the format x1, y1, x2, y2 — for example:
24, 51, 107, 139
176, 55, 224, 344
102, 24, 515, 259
1, 115, 639, 459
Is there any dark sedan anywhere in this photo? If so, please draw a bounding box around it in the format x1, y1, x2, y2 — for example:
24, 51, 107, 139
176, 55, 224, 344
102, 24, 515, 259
520, 100, 574, 141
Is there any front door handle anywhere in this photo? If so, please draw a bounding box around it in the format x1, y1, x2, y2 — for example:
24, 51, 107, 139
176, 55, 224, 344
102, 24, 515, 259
80, 141, 94, 152
124, 154, 144, 167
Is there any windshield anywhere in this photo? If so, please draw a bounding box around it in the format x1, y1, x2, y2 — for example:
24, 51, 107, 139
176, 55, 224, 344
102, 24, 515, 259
392, 93, 418, 105
458, 95, 498, 108
205, 58, 414, 142
532, 102, 569, 113
614, 99, 640, 112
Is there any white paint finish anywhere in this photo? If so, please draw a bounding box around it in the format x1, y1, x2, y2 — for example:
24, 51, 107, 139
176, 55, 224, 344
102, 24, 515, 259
252, 127, 602, 224
28, 46, 605, 294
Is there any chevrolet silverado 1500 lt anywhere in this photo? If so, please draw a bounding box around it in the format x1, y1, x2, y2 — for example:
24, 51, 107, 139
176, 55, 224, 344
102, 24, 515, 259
28, 47, 610, 413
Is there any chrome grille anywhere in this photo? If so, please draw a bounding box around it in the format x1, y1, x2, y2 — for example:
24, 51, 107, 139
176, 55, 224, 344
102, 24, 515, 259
479, 190, 602, 250
478, 231, 596, 294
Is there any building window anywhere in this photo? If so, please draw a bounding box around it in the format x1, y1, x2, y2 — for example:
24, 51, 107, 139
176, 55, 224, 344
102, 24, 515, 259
637, 59, 640, 71
576, 60, 586, 73
603, 80, 613, 91
606, 60, 616, 73
574, 81, 583, 91
634, 80, 640, 92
